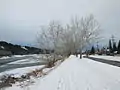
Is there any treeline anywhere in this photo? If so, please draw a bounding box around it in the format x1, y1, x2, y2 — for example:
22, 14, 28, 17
0, 41, 43, 55
89, 39, 120, 55
108, 39, 120, 54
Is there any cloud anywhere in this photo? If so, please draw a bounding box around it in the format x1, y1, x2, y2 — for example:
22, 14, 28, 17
0, 0, 120, 46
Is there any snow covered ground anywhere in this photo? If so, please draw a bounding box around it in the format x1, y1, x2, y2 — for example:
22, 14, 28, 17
5, 55, 120, 90
0, 54, 45, 65
0, 54, 46, 77
0, 55, 27, 60
0, 65, 45, 78
6, 54, 46, 64
0, 56, 10, 59
90, 55, 120, 61
7, 58, 40, 64
0, 54, 48, 76
0, 54, 38, 59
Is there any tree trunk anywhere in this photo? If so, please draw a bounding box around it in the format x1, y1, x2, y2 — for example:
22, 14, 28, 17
80, 50, 82, 59
75, 52, 78, 57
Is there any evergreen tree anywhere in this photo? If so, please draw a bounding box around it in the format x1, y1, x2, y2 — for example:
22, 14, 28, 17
118, 40, 120, 54
90, 46, 95, 54
109, 39, 113, 53
113, 42, 117, 52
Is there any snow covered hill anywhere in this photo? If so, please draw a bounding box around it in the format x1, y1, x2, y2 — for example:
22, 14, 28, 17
0, 41, 42, 55
6, 55, 120, 90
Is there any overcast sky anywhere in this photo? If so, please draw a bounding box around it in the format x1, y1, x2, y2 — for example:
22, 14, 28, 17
0, 0, 120, 46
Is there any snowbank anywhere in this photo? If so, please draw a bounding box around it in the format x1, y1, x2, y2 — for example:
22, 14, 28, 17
0, 56, 10, 59
7, 59, 40, 64
6, 55, 120, 90
0, 65, 45, 78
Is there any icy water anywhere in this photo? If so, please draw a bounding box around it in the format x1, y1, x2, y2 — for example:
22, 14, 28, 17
0, 55, 48, 73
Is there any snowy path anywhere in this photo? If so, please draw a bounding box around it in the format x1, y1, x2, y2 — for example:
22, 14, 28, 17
7, 55, 120, 90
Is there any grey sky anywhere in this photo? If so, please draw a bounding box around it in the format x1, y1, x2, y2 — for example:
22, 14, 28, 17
0, 0, 120, 46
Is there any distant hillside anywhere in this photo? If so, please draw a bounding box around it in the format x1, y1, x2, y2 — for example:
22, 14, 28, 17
0, 41, 43, 55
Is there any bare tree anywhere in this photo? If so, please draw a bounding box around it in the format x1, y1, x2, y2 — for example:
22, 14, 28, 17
70, 15, 100, 58
37, 20, 64, 63
37, 26, 51, 51
56, 25, 79, 56
37, 15, 100, 59
37, 21, 63, 50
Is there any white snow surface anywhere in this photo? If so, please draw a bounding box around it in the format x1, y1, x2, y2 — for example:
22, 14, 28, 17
0, 65, 45, 78
6, 54, 45, 64
6, 55, 120, 90
0, 55, 25, 59
0, 56, 10, 59
21, 46, 28, 50
90, 55, 120, 61
8, 58, 40, 64
0, 46, 5, 49
0, 54, 40, 59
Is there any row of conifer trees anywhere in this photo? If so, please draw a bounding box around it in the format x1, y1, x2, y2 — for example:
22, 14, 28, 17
90, 40, 120, 55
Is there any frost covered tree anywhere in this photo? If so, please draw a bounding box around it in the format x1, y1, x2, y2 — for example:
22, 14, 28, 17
37, 20, 64, 63
69, 15, 100, 58
37, 21, 63, 52
55, 25, 79, 56
37, 15, 100, 59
